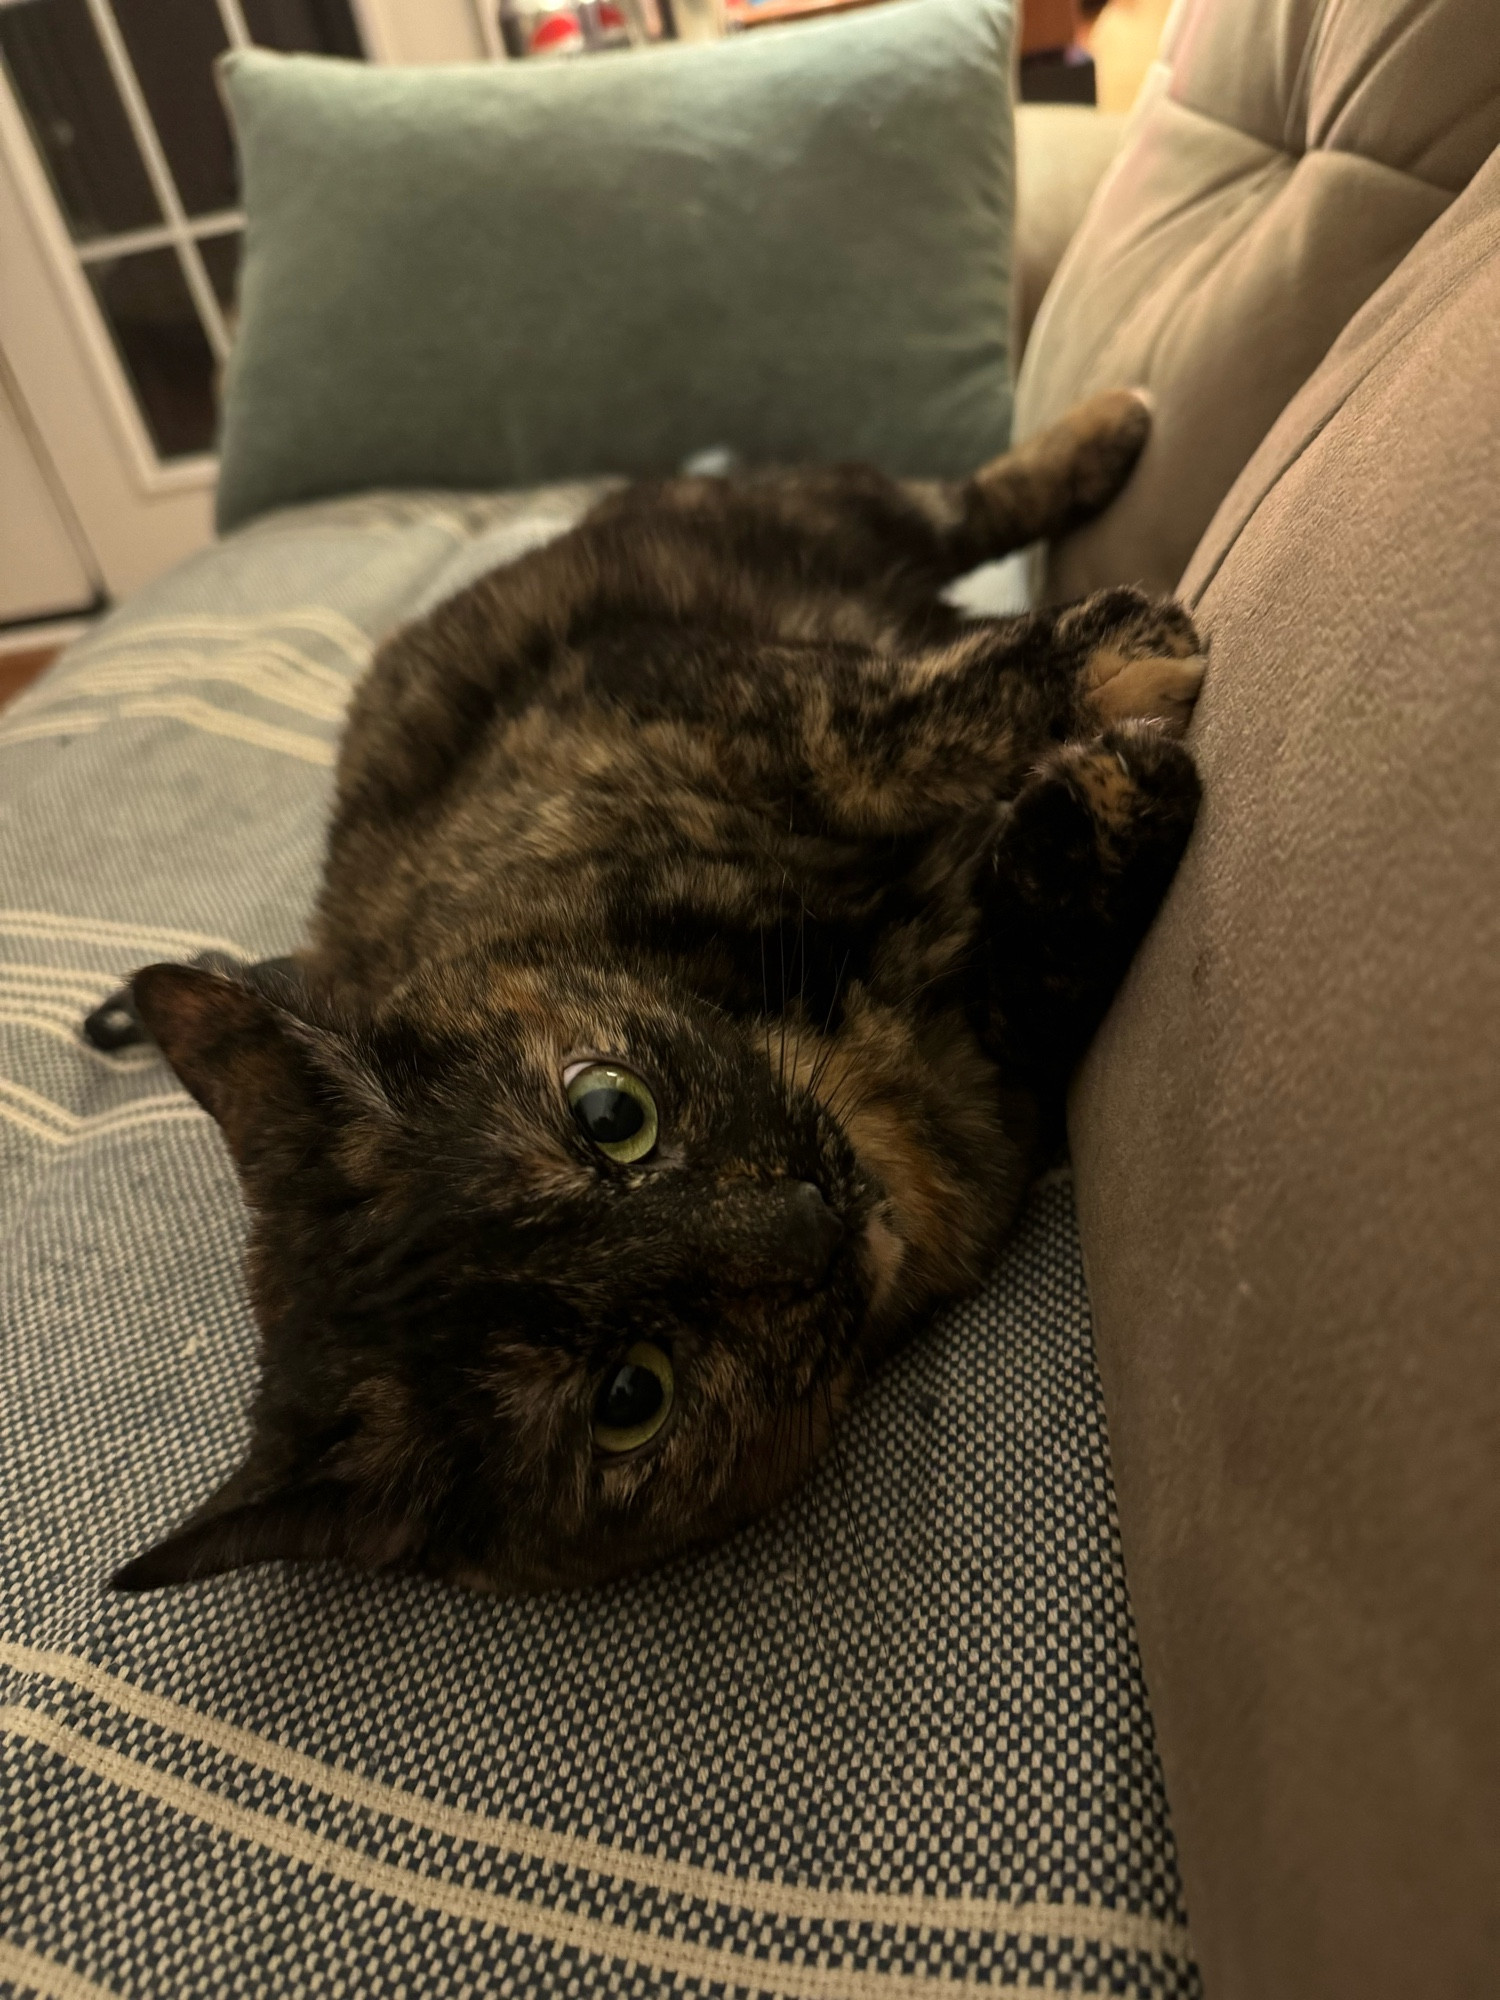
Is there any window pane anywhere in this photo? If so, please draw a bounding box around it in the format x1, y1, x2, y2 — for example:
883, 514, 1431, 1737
240, 0, 364, 57
112, 0, 235, 217
88, 248, 217, 458
0, 0, 159, 240
197, 230, 242, 315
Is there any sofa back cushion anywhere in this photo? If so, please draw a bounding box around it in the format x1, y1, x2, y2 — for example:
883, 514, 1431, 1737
1014, 0, 1500, 599
215, 0, 1017, 531
1068, 136, 1500, 2000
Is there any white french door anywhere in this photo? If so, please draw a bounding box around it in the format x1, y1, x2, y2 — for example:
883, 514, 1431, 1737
0, 0, 491, 618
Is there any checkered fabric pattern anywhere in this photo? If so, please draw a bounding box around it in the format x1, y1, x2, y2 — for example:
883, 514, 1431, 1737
0, 490, 1199, 1998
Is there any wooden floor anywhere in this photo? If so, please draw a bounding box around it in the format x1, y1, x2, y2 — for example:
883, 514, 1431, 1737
0, 645, 58, 710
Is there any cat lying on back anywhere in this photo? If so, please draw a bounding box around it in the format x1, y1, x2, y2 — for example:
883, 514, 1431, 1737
100, 389, 1204, 1594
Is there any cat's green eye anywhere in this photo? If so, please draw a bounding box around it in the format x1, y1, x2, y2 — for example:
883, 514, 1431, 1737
564, 1061, 658, 1163
593, 1340, 675, 1454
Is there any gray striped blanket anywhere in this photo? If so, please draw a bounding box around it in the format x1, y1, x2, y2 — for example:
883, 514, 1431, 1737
0, 489, 1198, 1998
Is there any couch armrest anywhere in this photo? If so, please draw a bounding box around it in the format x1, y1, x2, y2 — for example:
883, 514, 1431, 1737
1014, 102, 1126, 356
1069, 146, 1500, 2000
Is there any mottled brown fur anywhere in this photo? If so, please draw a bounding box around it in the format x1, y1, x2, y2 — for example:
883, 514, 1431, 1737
105, 390, 1203, 1595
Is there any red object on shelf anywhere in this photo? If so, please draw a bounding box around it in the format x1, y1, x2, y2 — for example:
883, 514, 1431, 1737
528, 8, 584, 48
500, 0, 635, 55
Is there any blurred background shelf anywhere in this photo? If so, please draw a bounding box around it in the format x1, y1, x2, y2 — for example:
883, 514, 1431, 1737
725, 0, 882, 27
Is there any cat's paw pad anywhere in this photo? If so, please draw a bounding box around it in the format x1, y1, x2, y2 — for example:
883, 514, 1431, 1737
1057, 588, 1204, 735
1052, 590, 1205, 735
1085, 649, 1206, 737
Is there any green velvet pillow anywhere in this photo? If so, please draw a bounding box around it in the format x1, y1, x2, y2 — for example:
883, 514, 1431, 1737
215, 0, 1016, 530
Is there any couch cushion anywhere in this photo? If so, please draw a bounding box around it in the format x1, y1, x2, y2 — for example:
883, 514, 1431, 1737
1068, 136, 1500, 2000
0, 491, 1200, 1998
215, 0, 1017, 531
1013, 0, 1500, 599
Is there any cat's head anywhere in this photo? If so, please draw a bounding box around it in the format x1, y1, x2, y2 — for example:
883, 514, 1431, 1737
112, 954, 915, 1594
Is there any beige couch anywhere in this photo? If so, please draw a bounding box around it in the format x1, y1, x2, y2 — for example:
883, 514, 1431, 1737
1013, 2, 1500, 1995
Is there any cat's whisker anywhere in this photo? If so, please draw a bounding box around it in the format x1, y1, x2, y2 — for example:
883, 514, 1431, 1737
767, 855, 811, 1097
757, 922, 773, 1076
801, 956, 851, 1105
790, 893, 809, 1089
821, 946, 851, 1041
776, 908, 789, 1090
817, 1064, 864, 1133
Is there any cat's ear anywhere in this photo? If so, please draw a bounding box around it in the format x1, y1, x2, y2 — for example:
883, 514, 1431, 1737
110, 1463, 414, 1591
130, 962, 357, 1171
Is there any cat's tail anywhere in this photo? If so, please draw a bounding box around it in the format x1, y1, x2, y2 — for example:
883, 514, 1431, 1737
915, 387, 1152, 575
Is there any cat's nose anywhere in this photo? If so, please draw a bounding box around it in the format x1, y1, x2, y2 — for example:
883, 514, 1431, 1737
781, 1180, 844, 1283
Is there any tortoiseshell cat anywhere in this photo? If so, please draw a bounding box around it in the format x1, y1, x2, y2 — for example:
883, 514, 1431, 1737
101, 389, 1204, 1594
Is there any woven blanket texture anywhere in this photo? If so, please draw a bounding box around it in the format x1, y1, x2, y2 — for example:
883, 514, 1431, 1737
0, 490, 1198, 1999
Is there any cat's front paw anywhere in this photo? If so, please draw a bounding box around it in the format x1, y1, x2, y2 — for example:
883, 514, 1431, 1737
1057, 588, 1206, 738
1049, 722, 1201, 847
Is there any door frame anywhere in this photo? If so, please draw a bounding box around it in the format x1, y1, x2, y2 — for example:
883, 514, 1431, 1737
0, 0, 492, 604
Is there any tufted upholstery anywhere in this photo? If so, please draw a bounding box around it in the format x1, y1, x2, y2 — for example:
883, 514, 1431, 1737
1014, 0, 1500, 599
